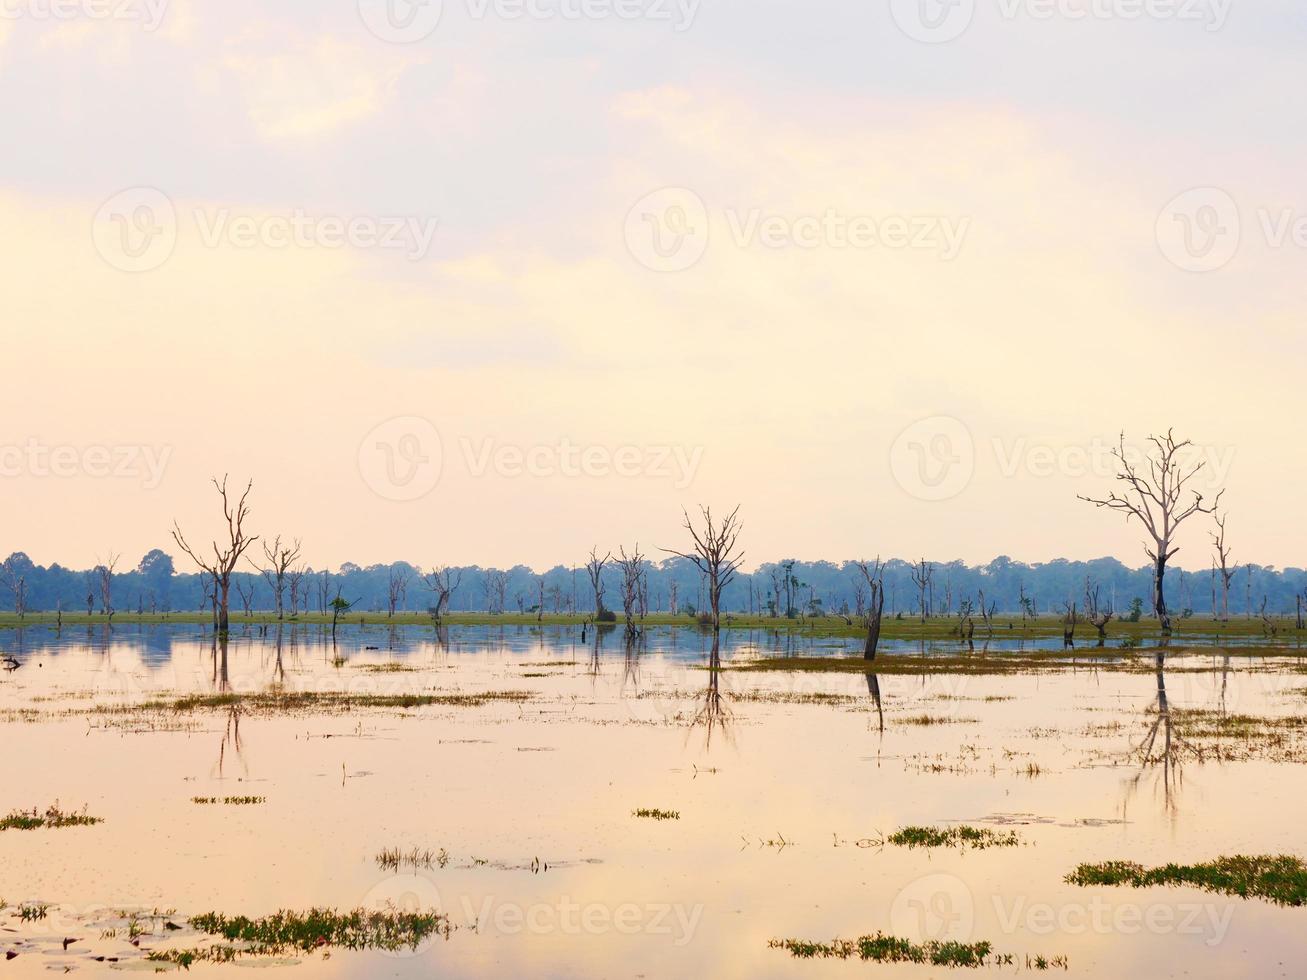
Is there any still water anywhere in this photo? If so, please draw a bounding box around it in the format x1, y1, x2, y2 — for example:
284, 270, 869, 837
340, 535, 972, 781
1, 623, 1304, 976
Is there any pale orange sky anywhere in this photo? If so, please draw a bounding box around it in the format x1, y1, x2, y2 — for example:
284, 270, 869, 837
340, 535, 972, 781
3, 1, 1303, 573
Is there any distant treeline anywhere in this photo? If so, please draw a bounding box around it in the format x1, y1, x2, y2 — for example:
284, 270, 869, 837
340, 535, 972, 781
2, 550, 1305, 619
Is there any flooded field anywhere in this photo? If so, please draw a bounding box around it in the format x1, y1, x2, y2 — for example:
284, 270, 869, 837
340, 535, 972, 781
2, 623, 1306, 977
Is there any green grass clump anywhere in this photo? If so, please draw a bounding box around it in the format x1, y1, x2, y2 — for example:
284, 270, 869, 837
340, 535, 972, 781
1067, 855, 1307, 906
769, 933, 993, 967
633, 808, 680, 821
146, 907, 451, 964
0, 803, 102, 832
888, 826, 1020, 850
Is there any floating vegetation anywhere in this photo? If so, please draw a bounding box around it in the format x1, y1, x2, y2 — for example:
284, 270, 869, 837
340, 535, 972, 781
18, 904, 49, 922
633, 808, 680, 821
887, 825, 1021, 850
147, 907, 452, 965
0, 803, 102, 832
120, 689, 535, 716
376, 846, 450, 872
192, 796, 266, 806
768, 934, 1067, 970
768, 934, 994, 967
1067, 855, 1307, 906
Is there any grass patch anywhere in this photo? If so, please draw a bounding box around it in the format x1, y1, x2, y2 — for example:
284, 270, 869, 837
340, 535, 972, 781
0, 803, 101, 832
888, 826, 1021, 850
633, 808, 680, 821
147, 907, 451, 965
129, 690, 534, 715
769, 933, 993, 967
376, 846, 450, 872
1067, 855, 1307, 906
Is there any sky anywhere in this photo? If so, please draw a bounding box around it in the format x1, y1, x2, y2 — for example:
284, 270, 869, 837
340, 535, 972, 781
3, 0, 1305, 574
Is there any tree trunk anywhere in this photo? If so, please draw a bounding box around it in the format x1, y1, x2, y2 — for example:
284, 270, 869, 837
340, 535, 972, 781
863, 590, 884, 660
1154, 555, 1171, 632
218, 581, 231, 633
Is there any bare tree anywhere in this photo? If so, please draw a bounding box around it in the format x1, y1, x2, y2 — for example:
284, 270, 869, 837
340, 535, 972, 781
662, 506, 744, 632
234, 579, 255, 617
288, 565, 308, 616
254, 535, 302, 620
387, 565, 413, 617
422, 566, 462, 623
97, 552, 120, 621
854, 559, 886, 660
585, 548, 611, 617
617, 545, 645, 639
484, 569, 509, 615
171, 476, 258, 634
1210, 504, 1236, 623
909, 558, 933, 622
1079, 430, 1221, 632
1084, 576, 1114, 639
0, 558, 27, 619
668, 579, 679, 617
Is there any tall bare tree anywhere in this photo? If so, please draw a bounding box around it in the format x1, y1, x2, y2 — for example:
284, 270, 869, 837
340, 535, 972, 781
422, 566, 462, 623
585, 548, 611, 617
387, 565, 413, 617
1210, 504, 1236, 623
97, 552, 120, 620
484, 569, 509, 614
617, 545, 645, 639
171, 476, 258, 634
854, 559, 886, 660
909, 558, 933, 622
288, 565, 308, 616
1079, 430, 1221, 632
254, 535, 302, 620
662, 506, 744, 631
0, 558, 27, 619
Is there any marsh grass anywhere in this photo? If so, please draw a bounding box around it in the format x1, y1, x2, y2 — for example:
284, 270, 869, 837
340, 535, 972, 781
1067, 855, 1307, 906
888, 826, 1021, 850
146, 907, 452, 965
124, 690, 534, 715
376, 846, 450, 872
0, 803, 101, 832
769, 934, 993, 967
633, 808, 680, 821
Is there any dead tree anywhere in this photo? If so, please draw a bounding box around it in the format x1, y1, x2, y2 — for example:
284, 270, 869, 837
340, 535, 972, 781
97, 552, 120, 621
910, 558, 933, 622
854, 559, 886, 660
668, 579, 679, 616
171, 476, 258, 634
0, 559, 27, 619
585, 548, 611, 617
537, 577, 545, 623
617, 545, 644, 639
253, 535, 302, 620
1079, 430, 1221, 632
422, 566, 462, 623
662, 505, 744, 632
288, 565, 307, 616
956, 598, 976, 640
977, 590, 996, 634
1061, 601, 1078, 646
484, 569, 509, 614
1209, 505, 1236, 623
769, 566, 785, 617
1084, 577, 1114, 639
234, 579, 255, 617
386, 565, 413, 617
851, 577, 866, 619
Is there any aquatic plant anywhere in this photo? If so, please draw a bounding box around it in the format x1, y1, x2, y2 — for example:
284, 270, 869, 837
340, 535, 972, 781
887, 826, 1020, 850
1067, 855, 1307, 906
